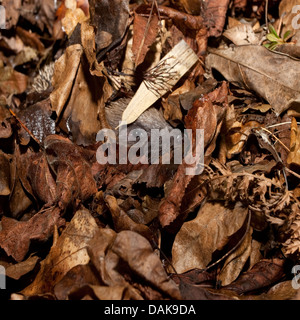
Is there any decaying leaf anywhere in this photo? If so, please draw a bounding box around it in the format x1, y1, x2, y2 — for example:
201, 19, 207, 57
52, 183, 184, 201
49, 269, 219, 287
5, 255, 39, 280
110, 230, 181, 299
104, 195, 153, 241
0, 66, 28, 95
22, 208, 99, 296
217, 227, 252, 286
132, 5, 160, 67
89, 0, 130, 60
0, 207, 65, 262
50, 44, 83, 119
202, 0, 231, 37
223, 258, 286, 295
44, 135, 97, 208
206, 45, 300, 115
172, 201, 249, 273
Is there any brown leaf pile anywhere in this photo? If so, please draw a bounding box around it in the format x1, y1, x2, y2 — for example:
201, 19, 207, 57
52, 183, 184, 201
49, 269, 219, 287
0, 0, 300, 301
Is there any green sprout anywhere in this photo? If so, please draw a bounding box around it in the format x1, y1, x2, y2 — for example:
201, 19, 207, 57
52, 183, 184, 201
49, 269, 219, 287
263, 24, 291, 51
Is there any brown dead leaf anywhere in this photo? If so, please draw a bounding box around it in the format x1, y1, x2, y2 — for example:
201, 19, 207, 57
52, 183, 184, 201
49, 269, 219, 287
206, 46, 300, 115
1, 0, 21, 29
62, 7, 88, 36
22, 208, 99, 296
0, 207, 65, 262
44, 135, 97, 209
9, 176, 33, 219
202, 0, 230, 37
0, 104, 12, 139
15, 27, 45, 53
6, 255, 39, 280
132, 5, 159, 67
283, 203, 300, 257
26, 153, 57, 205
111, 230, 181, 299
104, 195, 153, 242
157, 5, 207, 60
223, 24, 259, 46
51, 42, 113, 145
223, 258, 286, 295
171, 268, 216, 286
53, 264, 101, 300
50, 44, 83, 119
276, 0, 300, 38
89, 0, 130, 60
217, 227, 252, 286
86, 228, 143, 299
172, 201, 249, 273
0, 66, 27, 95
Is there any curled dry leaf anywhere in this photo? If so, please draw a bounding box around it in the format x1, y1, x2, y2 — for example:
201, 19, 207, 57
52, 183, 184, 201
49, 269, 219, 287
62, 7, 88, 36
111, 230, 181, 300
44, 135, 97, 209
53, 264, 101, 300
0, 207, 65, 262
223, 258, 286, 295
15, 27, 45, 53
26, 153, 57, 205
104, 195, 153, 242
51, 41, 113, 144
171, 201, 249, 273
157, 5, 203, 31
217, 227, 253, 286
50, 44, 83, 119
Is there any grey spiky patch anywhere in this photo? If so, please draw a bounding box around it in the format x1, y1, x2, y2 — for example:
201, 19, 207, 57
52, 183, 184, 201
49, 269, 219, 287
31, 62, 55, 93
